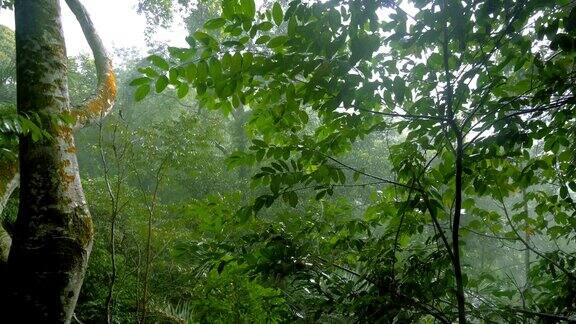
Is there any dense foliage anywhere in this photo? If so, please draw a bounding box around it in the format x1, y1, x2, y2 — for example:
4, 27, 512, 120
2, 0, 576, 322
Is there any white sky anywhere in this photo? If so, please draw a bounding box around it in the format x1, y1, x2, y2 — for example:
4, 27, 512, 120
0, 0, 188, 57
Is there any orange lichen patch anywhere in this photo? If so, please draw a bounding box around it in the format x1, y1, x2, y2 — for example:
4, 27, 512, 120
56, 125, 75, 146
65, 146, 77, 154
71, 62, 117, 128
58, 158, 77, 186
70, 211, 94, 248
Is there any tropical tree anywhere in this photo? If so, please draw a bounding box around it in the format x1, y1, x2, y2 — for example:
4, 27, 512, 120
135, 0, 576, 321
0, 0, 116, 321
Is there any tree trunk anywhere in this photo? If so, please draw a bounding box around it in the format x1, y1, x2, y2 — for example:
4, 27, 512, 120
231, 106, 249, 181
7, 0, 90, 321
3, 0, 116, 322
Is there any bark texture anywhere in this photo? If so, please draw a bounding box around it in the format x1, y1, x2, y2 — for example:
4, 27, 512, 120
3, 0, 115, 322
0, 158, 18, 263
65, 0, 116, 128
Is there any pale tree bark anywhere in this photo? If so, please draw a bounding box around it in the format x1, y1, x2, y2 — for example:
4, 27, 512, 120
0, 158, 18, 263
3, 0, 116, 322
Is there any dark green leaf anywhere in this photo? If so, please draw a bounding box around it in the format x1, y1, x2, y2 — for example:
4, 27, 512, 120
268, 35, 288, 48
130, 77, 150, 86
240, 0, 256, 19
134, 84, 150, 101
204, 18, 226, 30
256, 35, 270, 44
155, 76, 169, 93
177, 83, 189, 98
272, 2, 283, 26
148, 54, 169, 71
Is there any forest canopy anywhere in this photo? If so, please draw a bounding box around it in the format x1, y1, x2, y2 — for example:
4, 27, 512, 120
1, 0, 576, 322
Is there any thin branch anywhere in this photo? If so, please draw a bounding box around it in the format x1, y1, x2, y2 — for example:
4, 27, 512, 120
391, 183, 414, 274
320, 154, 420, 191
65, 0, 117, 129
392, 150, 441, 275
453, 0, 524, 87
315, 256, 450, 323
441, 0, 466, 321
463, 228, 516, 241
135, 153, 170, 323
213, 141, 228, 155
356, 107, 447, 121
421, 189, 455, 264
158, 93, 195, 109
464, 83, 576, 150
497, 189, 576, 281
508, 308, 574, 322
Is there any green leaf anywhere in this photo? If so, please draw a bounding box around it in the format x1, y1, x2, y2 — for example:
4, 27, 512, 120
270, 176, 281, 194
231, 52, 243, 73
236, 206, 253, 223
134, 84, 150, 101
130, 77, 150, 86
283, 191, 298, 207
138, 67, 158, 78
298, 110, 308, 124
569, 181, 576, 192
349, 34, 380, 63
393, 76, 406, 104
268, 35, 288, 48
222, 0, 236, 19
197, 61, 208, 82
209, 58, 223, 79
560, 185, 568, 199
194, 31, 213, 45
185, 35, 196, 47
177, 83, 189, 99
155, 76, 169, 93
550, 33, 574, 52
258, 22, 274, 31
169, 68, 178, 84
242, 52, 253, 70
240, 0, 256, 19
204, 18, 226, 30
148, 54, 169, 71
288, 17, 297, 34
255, 35, 271, 44
288, 191, 298, 207
185, 64, 196, 82
243, 18, 252, 32
566, 7, 576, 33
427, 52, 443, 68
272, 2, 283, 26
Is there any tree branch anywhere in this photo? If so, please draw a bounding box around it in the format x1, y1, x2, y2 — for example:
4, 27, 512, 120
509, 308, 574, 322
497, 189, 576, 281
356, 107, 448, 121
65, 0, 117, 129
320, 153, 420, 191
